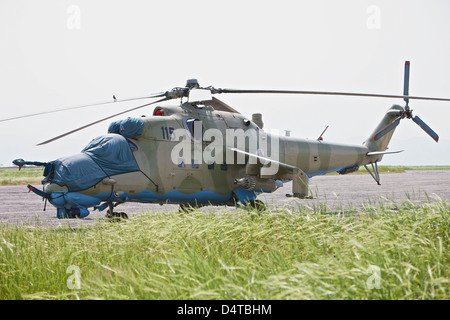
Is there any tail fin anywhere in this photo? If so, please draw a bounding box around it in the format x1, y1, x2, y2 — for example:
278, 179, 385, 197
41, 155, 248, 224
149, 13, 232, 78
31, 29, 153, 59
363, 104, 404, 152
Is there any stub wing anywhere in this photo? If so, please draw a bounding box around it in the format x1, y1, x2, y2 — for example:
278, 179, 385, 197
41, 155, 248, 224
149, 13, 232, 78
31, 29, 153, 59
228, 147, 298, 170
228, 147, 311, 198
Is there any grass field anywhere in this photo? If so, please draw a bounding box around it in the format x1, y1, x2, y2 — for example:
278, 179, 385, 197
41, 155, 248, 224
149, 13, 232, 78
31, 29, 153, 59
0, 167, 44, 185
1, 199, 448, 300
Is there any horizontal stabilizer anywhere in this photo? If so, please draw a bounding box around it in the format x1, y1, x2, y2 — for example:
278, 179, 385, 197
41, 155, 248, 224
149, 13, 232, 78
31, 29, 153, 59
367, 150, 404, 156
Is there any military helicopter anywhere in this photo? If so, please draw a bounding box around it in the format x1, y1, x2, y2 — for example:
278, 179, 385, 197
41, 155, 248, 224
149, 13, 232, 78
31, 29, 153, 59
5, 61, 450, 219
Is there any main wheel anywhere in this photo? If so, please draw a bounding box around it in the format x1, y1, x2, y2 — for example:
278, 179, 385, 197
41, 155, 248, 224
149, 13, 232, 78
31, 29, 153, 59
106, 211, 128, 221
246, 199, 267, 212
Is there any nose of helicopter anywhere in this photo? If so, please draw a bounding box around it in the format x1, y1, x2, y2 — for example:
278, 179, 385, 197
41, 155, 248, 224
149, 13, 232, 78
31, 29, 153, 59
38, 134, 141, 192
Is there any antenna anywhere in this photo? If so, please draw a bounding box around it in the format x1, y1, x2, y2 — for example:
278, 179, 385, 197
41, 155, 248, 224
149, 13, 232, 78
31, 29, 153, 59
317, 125, 329, 141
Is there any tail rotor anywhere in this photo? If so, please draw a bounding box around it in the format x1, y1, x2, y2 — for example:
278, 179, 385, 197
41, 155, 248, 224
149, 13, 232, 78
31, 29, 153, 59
374, 61, 439, 143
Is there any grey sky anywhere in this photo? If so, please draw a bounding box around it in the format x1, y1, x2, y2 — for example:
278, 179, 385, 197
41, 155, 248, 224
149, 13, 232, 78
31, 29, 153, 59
1, 0, 449, 166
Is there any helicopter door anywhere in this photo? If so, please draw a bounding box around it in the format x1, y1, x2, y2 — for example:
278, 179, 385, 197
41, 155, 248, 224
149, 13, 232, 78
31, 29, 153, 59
171, 117, 205, 193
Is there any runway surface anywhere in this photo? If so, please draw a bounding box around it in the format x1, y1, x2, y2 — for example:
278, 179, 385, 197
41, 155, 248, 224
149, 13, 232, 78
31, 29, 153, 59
0, 170, 449, 227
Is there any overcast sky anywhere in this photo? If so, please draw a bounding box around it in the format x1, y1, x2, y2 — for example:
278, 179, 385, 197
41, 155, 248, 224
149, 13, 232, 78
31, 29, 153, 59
1, 0, 449, 167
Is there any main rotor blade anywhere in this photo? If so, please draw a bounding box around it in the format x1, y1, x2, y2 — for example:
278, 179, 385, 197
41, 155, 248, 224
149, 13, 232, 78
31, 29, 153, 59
374, 117, 402, 141
0, 93, 166, 123
412, 115, 439, 142
36, 97, 170, 146
213, 88, 450, 102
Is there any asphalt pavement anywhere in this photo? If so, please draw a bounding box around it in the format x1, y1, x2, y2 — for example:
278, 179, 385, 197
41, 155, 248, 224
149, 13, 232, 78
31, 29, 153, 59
1, 170, 449, 227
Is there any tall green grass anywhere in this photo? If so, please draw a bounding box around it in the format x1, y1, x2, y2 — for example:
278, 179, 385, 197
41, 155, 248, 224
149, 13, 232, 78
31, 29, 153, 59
0, 168, 44, 185
0, 200, 449, 300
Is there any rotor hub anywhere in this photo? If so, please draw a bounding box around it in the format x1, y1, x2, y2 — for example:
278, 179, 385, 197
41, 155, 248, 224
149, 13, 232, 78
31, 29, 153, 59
404, 106, 413, 119
186, 79, 200, 89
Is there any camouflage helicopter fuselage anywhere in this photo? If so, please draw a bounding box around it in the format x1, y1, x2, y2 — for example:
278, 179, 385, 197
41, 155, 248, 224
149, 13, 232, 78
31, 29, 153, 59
21, 99, 401, 218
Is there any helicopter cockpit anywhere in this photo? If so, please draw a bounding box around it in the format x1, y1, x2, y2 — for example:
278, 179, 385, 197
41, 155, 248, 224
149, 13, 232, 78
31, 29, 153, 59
42, 134, 141, 193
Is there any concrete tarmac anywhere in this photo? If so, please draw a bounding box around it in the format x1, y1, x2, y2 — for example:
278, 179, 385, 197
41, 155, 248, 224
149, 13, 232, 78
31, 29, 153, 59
0, 170, 449, 227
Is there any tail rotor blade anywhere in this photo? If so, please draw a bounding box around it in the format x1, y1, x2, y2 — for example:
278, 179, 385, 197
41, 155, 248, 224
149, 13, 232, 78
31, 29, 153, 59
374, 117, 401, 141
412, 115, 439, 142
37, 97, 170, 146
404, 61, 410, 106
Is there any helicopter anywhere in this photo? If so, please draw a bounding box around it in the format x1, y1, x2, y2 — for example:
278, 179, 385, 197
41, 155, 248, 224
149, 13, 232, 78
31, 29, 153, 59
5, 61, 450, 219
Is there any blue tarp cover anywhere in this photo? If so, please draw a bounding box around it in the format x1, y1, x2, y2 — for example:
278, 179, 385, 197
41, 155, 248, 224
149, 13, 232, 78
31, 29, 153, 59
48, 134, 140, 191
108, 118, 144, 138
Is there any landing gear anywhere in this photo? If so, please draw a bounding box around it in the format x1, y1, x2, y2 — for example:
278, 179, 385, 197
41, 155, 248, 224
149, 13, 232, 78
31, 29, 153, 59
105, 203, 128, 221
286, 193, 313, 199
245, 199, 267, 212
106, 211, 128, 220
364, 161, 381, 185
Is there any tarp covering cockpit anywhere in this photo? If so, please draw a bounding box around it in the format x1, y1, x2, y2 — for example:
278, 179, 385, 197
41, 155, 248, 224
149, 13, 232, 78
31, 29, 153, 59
108, 118, 144, 138
45, 134, 140, 191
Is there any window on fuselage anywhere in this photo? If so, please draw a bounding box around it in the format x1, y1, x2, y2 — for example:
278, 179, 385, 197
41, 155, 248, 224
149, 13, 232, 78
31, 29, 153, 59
183, 117, 203, 142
